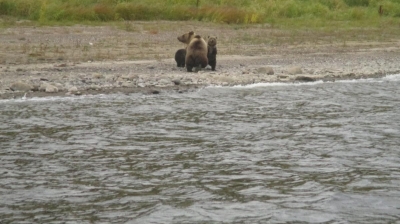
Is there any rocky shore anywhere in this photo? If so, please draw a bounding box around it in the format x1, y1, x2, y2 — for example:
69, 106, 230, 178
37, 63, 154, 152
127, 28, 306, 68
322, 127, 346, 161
1, 22, 400, 100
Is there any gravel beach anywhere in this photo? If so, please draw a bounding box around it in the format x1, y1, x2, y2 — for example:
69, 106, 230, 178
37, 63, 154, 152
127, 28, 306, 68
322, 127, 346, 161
1, 21, 400, 99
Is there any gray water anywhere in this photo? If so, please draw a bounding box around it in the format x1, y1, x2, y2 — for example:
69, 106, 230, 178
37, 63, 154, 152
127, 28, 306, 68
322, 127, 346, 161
1, 75, 400, 224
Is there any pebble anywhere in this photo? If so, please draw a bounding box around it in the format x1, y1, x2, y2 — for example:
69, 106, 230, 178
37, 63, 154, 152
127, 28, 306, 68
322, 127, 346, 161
256, 66, 274, 75
121, 82, 135, 88
294, 76, 316, 82
68, 86, 78, 92
45, 84, 58, 93
92, 73, 104, 79
172, 79, 181, 85
287, 66, 303, 75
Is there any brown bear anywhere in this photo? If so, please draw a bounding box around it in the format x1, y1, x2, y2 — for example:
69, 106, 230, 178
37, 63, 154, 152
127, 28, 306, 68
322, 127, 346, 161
207, 36, 217, 71
177, 31, 208, 72
174, 49, 186, 67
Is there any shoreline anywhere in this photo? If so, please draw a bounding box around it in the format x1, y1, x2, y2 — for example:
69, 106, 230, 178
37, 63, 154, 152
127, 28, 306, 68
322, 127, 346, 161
1, 23, 400, 100
1, 52, 399, 100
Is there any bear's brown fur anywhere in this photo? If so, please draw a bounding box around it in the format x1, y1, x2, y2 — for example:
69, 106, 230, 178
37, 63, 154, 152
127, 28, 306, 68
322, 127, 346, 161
174, 49, 186, 67
207, 36, 217, 71
177, 31, 208, 72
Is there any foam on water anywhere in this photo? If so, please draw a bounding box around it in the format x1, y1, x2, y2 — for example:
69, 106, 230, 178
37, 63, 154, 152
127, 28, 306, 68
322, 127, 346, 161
0, 93, 128, 104
231, 80, 325, 89
335, 73, 400, 83
382, 73, 400, 81
0, 95, 86, 104
216, 73, 400, 89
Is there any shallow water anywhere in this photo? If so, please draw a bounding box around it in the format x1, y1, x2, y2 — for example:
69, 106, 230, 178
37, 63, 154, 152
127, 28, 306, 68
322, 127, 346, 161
1, 75, 400, 223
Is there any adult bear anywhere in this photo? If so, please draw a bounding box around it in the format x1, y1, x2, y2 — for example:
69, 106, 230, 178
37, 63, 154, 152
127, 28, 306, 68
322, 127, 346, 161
177, 31, 208, 72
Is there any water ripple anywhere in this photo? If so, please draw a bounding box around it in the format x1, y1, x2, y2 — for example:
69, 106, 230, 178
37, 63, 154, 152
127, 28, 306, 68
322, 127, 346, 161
1, 77, 400, 223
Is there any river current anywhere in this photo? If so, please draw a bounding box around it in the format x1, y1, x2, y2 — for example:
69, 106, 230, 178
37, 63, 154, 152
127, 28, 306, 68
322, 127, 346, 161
1, 75, 400, 223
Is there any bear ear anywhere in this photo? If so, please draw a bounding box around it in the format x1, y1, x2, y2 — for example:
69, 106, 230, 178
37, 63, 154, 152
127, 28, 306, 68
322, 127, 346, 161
208, 35, 210, 38
189, 31, 194, 35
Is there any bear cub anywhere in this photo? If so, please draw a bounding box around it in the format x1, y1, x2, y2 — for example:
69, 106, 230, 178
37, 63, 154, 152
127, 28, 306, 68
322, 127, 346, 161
177, 31, 208, 72
175, 49, 186, 67
207, 36, 217, 71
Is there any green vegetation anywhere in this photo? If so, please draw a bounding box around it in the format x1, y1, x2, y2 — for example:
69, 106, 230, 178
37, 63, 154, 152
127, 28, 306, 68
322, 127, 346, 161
1, 0, 400, 26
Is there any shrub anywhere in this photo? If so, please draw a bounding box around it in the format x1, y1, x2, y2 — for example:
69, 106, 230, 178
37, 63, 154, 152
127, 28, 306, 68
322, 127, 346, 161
344, 0, 370, 7
2, 0, 400, 24
0, 1, 16, 16
349, 7, 367, 19
318, 0, 348, 10
115, 3, 162, 21
94, 3, 115, 21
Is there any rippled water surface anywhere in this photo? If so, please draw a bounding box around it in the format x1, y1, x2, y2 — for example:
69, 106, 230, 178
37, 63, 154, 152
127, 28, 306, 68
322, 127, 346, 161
1, 75, 400, 223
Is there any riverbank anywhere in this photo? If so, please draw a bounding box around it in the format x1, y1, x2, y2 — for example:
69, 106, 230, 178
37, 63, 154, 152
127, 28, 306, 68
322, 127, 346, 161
1, 21, 400, 100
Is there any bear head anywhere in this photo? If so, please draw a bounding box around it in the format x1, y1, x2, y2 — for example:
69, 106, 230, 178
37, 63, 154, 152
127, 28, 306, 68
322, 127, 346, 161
207, 36, 217, 47
177, 31, 195, 44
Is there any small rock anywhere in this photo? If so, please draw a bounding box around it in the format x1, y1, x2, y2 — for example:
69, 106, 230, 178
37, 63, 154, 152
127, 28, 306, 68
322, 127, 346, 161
158, 79, 171, 86
172, 79, 181, 85
121, 82, 135, 88
256, 66, 274, 75
295, 76, 316, 82
182, 78, 193, 84
54, 83, 64, 91
45, 84, 58, 93
10, 82, 33, 91
89, 84, 100, 90
92, 73, 104, 79
68, 86, 78, 92
287, 66, 303, 75
151, 90, 160, 94
305, 69, 315, 74
120, 74, 137, 81
345, 73, 356, 78
39, 84, 47, 92
178, 89, 188, 94
278, 75, 289, 79
137, 83, 146, 88
31, 85, 40, 92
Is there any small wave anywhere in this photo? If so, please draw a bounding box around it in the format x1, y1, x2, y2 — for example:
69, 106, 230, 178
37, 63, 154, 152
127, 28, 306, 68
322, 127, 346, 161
382, 73, 400, 82
212, 73, 400, 89
0, 95, 84, 104
228, 80, 325, 89
334, 73, 400, 84
0, 94, 108, 104
334, 78, 383, 84
0, 92, 147, 105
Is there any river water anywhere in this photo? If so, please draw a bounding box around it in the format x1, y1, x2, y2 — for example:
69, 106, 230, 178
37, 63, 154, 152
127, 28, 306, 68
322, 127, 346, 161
1, 75, 400, 223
